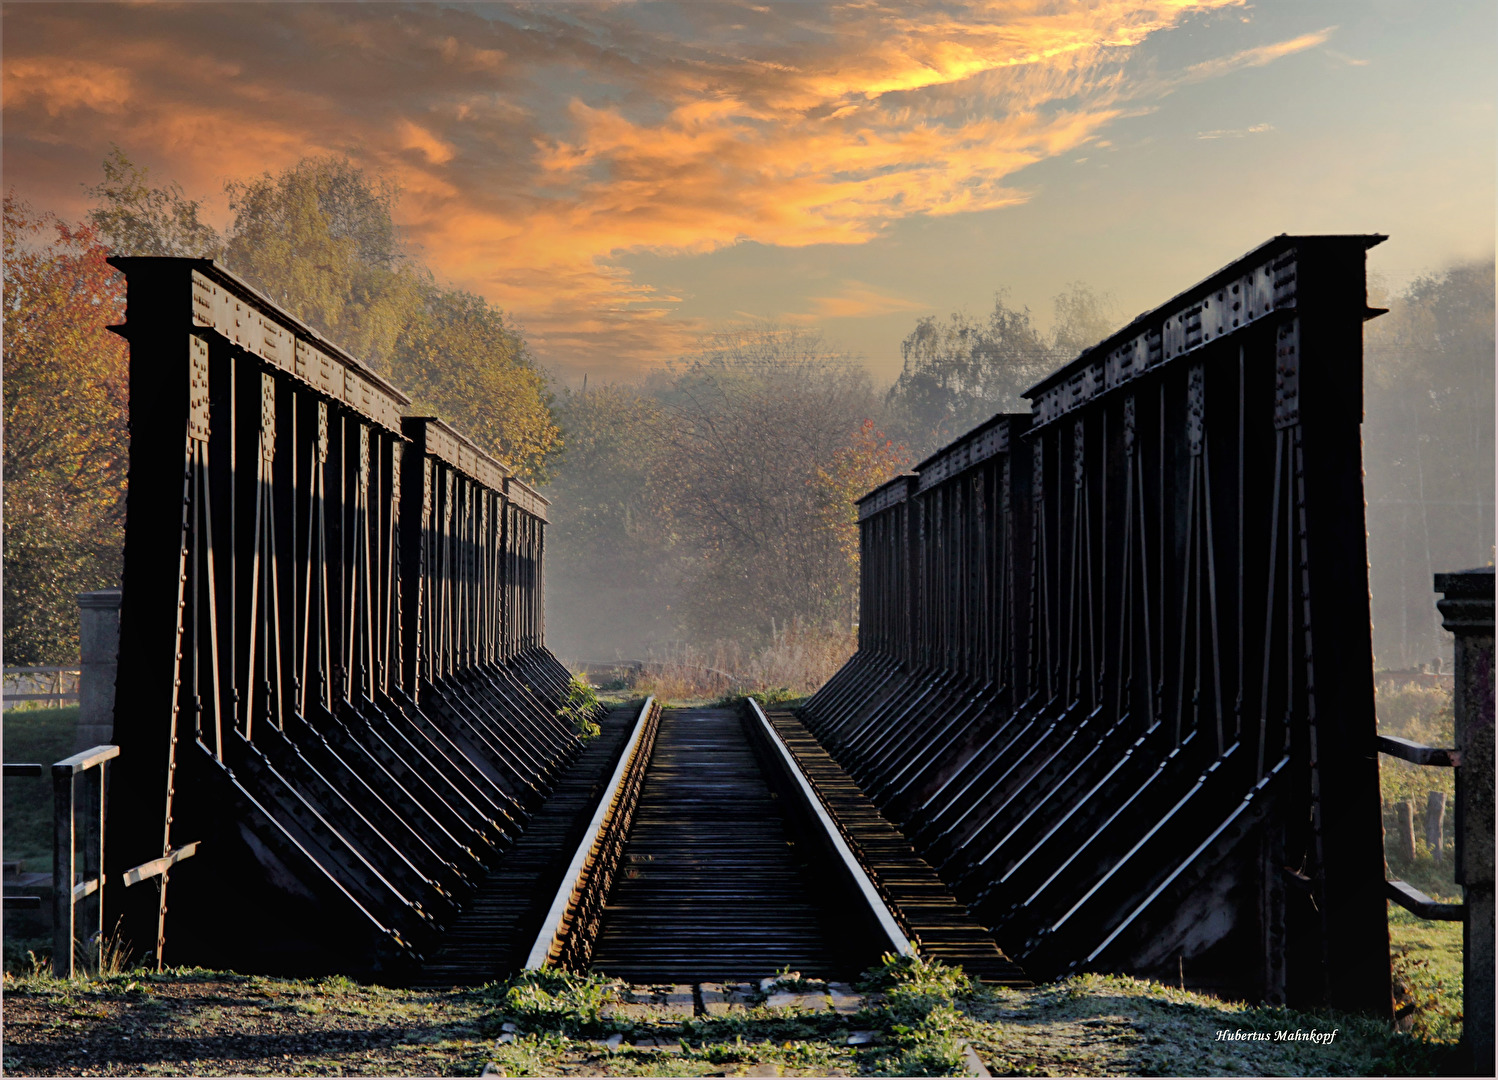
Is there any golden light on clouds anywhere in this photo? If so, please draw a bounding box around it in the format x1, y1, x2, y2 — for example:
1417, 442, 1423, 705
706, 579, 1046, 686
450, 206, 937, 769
1180, 26, 1336, 82
2, 0, 1340, 377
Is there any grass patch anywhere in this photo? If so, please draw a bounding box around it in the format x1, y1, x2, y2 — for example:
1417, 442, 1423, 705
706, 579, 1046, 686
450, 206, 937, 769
965, 973, 1460, 1077
3, 706, 79, 869
1374, 678, 1465, 1042
605, 622, 856, 708
715, 688, 811, 710
1377, 680, 1458, 896
466, 952, 1460, 1077
2, 965, 493, 1077
1388, 903, 1464, 1043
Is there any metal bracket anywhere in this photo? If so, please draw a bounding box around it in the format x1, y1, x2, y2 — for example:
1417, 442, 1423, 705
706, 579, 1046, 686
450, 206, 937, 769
1187, 364, 1205, 455
261, 373, 276, 462
359, 427, 370, 496
1273, 319, 1300, 429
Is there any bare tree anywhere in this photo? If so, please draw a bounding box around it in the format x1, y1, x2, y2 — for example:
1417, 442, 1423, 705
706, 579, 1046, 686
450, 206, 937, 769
651, 324, 899, 643
885, 283, 1117, 460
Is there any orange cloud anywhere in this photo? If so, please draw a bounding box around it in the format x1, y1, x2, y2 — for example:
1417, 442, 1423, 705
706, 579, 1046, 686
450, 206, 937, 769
4, 0, 1306, 380
396, 119, 457, 166
3, 57, 134, 117
803, 283, 931, 321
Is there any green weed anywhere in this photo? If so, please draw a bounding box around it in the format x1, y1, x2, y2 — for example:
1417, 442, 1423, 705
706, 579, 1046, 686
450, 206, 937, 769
556, 675, 603, 739
492, 967, 619, 1036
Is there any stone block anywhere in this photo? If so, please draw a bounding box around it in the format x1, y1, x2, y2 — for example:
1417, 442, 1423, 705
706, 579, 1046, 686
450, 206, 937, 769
699, 982, 757, 1016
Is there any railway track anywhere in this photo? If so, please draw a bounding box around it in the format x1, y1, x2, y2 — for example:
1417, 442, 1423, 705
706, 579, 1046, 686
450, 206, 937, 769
587, 706, 852, 981
423, 696, 1028, 988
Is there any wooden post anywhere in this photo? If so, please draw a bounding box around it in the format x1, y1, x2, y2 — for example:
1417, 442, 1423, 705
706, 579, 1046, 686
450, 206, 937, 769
1425, 790, 1446, 865
1395, 800, 1416, 864
51, 768, 74, 979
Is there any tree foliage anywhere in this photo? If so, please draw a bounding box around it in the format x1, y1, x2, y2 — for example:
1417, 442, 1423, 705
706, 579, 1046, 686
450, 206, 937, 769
1363, 259, 1496, 667
3, 194, 129, 663
652, 325, 907, 643
224, 156, 427, 373
5, 151, 567, 664
545, 344, 910, 657
86, 145, 222, 259
884, 294, 1049, 458
1049, 281, 1118, 361
390, 288, 561, 480
85, 147, 563, 477
814, 419, 911, 567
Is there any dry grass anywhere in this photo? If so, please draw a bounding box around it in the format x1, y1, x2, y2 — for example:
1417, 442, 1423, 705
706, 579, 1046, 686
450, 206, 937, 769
631, 622, 857, 705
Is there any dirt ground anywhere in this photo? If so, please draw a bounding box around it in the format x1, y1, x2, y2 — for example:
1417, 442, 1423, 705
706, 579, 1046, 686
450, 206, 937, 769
0, 963, 1465, 1078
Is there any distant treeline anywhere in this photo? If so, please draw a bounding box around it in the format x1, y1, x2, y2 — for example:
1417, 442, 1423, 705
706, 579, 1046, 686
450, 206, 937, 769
5, 149, 1491, 670
550, 258, 1496, 667
545, 287, 1118, 658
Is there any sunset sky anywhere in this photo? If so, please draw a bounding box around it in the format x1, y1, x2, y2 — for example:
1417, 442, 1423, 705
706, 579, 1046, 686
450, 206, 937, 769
4, 1, 1493, 385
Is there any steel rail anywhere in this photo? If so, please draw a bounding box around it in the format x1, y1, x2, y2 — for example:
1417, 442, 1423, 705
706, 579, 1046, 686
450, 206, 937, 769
525, 696, 657, 970
746, 698, 913, 958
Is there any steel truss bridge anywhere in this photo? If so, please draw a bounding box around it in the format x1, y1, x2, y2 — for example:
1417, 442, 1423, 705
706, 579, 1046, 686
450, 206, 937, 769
88, 240, 1490, 1040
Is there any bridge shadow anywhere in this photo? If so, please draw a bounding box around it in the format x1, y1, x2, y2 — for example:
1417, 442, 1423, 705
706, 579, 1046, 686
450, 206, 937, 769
0, 976, 488, 1076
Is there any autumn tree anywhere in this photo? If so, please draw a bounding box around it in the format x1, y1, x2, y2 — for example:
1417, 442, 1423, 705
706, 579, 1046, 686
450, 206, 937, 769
85, 149, 562, 481
1049, 281, 1119, 361
813, 417, 911, 591
884, 293, 1050, 458
86, 144, 222, 258
223, 155, 427, 373
3, 194, 130, 663
389, 288, 561, 481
